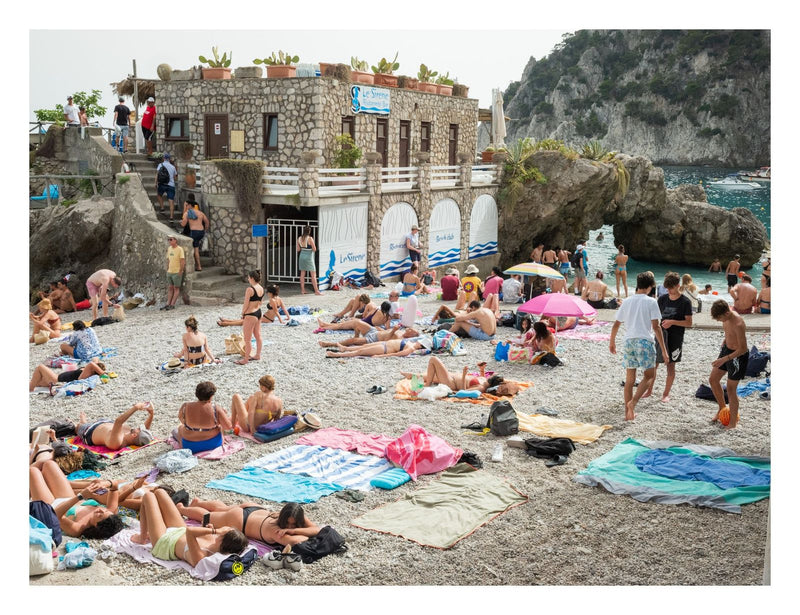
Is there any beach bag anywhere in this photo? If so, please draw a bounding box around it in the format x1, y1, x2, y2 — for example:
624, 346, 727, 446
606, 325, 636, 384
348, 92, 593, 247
605, 298, 620, 310
224, 333, 245, 355
29, 515, 55, 576
524, 437, 575, 460
33, 331, 50, 345
187, 207, 198, 220
487, 401, 518, 436
291, 526, 347, 564
329, 270, 344, 288
91, 317, 115, 327
422, 272, 434, 286
695, 383, 728, 403
498, 312, 516, 327
30, 418, 76, 440
363, 270, 383, 287
746, 345, 770, 377
570, 250, 582, 268
494, 341, 509, 361
156, 164, 170, 185
256, 415, 297, 435
432, 329, 463, 355
212, 547, 258, 581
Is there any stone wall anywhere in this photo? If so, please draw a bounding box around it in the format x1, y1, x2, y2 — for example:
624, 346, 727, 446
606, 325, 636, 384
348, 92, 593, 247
155, 76, 478, 168
108, 174, 195, 300
61, 127, 123, 194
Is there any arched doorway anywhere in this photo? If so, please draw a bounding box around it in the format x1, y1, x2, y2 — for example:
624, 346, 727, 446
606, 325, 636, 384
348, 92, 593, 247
469, 194, 498, 258
427, 198, 461, 267
379, 201, 418, 278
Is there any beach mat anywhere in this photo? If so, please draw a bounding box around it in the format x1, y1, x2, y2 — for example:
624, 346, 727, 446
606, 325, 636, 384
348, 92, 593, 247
515, 412, 613, 445
167, 435, 244, 460
66, 435, 162, 459
295, 427, 393, 457
351, 463, 528, 549
573, 437, 771, 514
206, 466, 343, 503
393, 378, 531, 405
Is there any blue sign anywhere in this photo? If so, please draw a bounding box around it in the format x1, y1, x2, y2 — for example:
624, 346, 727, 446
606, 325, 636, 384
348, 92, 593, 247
252, 224, 268, 237
350, 85, 391, 115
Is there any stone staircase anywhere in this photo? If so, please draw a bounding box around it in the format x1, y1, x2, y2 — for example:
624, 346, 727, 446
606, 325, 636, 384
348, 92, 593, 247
122, 152, 183, 232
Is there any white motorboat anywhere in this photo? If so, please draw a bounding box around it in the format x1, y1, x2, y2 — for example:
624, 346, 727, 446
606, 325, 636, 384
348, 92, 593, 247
738, 166, 771, 182
707, 175, 762, 190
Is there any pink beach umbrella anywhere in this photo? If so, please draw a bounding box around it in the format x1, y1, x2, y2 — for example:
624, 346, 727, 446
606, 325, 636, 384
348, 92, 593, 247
518, 293, 598, 318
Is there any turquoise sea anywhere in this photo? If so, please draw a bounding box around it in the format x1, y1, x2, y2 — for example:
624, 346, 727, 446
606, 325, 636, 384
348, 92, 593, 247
586, 166, 771, 294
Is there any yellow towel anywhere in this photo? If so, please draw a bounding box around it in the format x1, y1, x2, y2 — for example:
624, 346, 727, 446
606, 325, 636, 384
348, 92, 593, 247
515, 412, 612, 445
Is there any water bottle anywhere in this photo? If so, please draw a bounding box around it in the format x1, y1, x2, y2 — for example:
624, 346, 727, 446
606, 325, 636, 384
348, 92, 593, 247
491, 443, 503, 463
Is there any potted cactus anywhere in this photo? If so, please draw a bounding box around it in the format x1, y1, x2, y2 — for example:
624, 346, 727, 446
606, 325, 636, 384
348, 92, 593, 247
435, 72, 454, 96
481, 146, 496, 163
199, 46, 232, 79
350, 57, 374, 85
417, 64, 438, 93
371, 53, 400, 88
254, 51, 300, 78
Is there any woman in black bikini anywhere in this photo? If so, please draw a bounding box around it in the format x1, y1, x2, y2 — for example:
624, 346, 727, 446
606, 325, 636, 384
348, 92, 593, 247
181, 316, 216, 366
263, 285, 287, 323
176, 500, 320, 550
237, 271, 264, 365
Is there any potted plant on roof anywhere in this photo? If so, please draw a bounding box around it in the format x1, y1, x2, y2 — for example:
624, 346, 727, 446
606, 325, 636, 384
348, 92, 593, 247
254, 51, 300, 78
435, 72, 454, 96
350, 57, 374, 85
417, 64, 438, 93
371, 53, 400, 88
453, 82, 469, 98
481, 145, 495, 163
199, 46, 232, 80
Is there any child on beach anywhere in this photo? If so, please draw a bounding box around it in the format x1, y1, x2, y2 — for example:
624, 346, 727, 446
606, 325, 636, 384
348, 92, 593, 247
709, 299, 749, 429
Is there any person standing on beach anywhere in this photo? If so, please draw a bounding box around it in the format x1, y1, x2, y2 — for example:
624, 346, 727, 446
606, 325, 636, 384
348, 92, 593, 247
573, 243, 587, 295
542, 246, 557, 268
730, 274, 758, 314
609, 271, 669, 421
614, 245, 629, 298
405, 225, 422, 263
643, 272, 693, 403
557, 247, 571, 279
297, 225, 322, 295
726, 255, 741, 291
86, 269, 122, 321
163, 235, 185, 311
709, 300, 749, 429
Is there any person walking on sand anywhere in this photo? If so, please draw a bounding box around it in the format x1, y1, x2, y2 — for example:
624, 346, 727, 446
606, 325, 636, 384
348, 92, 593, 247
609, 271, 669, 421
236, 271, 264, 365
643, 272, 693, 403
709, 300, 749, 429
86, 269, 122, 321
725, 255, 741, 291
297, 225, 322, 295
614, 245, 629, 298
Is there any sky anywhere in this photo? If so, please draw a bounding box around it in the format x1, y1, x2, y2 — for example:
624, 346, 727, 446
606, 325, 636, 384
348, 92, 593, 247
29, 29, 566, 128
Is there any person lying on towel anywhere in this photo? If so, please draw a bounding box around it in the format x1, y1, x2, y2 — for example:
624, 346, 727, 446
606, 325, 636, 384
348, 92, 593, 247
401, 356, 503, 393
76, 402, 155, 450
177, 501, 320, 551
324, 336, 431, 358
131, 488, 248, 566
29, 357, 107, 392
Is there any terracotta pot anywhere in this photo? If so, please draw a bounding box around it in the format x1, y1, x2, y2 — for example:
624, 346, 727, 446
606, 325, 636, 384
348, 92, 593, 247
481, 151, 495, 163
350, 70, 375, 85
373, 73, 398, 87
202, 67, 232, 80
266, 65, 297, 78
436, 84, 453, 96
318, 62, 333, 76
185, 170, 196, 188
418, 82, 438, 93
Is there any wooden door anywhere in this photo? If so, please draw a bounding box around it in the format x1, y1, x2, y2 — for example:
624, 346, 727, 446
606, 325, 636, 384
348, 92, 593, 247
204, 114, 229, 158
376, 118, 388, 167
399, 120, 410, 167
448, 123, 458, 166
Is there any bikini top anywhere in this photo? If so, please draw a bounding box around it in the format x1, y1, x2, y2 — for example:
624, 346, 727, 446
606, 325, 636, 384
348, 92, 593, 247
181, 403, 220, 432
187, 345, 203, 354
249, 286, 264, 302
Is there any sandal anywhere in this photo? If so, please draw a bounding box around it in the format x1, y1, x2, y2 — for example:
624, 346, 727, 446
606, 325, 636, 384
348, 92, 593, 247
234, 358, 249, 365
371, 385, 387, 395
366, 385, 377, 393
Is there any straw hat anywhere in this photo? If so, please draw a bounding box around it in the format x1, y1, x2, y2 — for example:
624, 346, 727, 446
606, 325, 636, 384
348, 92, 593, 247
166, 357, 183, 369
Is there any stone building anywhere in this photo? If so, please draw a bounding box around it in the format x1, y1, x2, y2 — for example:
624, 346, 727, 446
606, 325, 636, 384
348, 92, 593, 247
154, 73, 501, 285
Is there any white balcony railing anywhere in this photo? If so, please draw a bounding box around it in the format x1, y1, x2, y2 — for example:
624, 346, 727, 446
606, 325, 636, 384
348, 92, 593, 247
380, 166, 418, 192
430, 165, 460, 188
262, 165, 300, 195
318, 167, 366, 195
471, 164, 498, 185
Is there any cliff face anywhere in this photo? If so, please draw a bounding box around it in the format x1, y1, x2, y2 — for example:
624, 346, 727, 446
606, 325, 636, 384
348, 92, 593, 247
504, 30, 770, 166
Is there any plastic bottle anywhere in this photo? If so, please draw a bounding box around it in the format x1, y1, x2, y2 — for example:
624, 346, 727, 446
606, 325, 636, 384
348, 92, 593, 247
491, 443, 503, 463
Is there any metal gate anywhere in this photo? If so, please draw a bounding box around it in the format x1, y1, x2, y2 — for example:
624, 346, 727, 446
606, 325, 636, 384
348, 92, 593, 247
265, 218, 319, 283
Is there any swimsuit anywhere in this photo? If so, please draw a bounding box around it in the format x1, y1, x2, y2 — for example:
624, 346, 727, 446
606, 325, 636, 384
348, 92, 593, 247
362, 311, 376, 325
616, 264, 626, 272
759, 300, 770, 314
180, 403, 223, 453
186, 344, 205, 365
152, 526, 187, 561
77, 419, 113, 446
401, 280, 417, 297
57, 368, 83, 383
244, 286, 263, 318
241, 505, 268, 533
718, 344, 749, 381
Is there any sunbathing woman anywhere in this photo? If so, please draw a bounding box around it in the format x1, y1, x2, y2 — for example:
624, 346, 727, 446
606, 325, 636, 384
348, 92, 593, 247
175, 381, 232, 454
29, 428, 58, 468
401, 356, 503, 393
325, 336, 431, 358
75, 402, 155, 449
401, 263, 428, 297
543, 314, 596, 331
316, 299, 387, 332
29, 357, 106, 392
181, 316, 217, 366
230, 374, 284, 434
319, 324, 420, 348
29, 459, 130, 538
176, 501, 320, 551
329, 293, 375, 322
131, 488, 248, 566
30, 298, 62, 343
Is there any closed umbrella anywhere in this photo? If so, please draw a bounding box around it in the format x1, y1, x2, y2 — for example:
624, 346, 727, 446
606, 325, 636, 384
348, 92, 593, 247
518, 293, 597, 318
503, 262, 564, 281
492, 88, 506, 148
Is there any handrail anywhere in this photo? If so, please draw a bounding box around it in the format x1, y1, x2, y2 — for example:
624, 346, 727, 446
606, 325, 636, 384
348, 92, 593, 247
29, 173, 114, 207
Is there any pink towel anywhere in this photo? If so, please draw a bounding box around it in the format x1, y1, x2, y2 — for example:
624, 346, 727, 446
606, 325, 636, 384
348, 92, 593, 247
67, 435, 162, 459
385, 424, 463, 481
167, 435, 245, 460
296, 427, 393, 457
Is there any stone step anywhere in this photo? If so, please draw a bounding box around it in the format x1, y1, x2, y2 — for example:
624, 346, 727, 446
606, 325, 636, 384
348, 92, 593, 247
192, 274, 243, 291
187, 294, 231, 307
194, 265, 227, 278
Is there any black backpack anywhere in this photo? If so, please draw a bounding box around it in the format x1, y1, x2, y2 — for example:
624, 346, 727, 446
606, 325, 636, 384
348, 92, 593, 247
746, 345, 770, 378
157, 164, 170, 185
524, 437, 575, 460
487, 400, 519, 436
291, 526, 348, 564
570, 250, 582, 268
363, 270, 383, 287
30, 500, 63, 547
212, 546, 258, 581
30, 418, 76, 441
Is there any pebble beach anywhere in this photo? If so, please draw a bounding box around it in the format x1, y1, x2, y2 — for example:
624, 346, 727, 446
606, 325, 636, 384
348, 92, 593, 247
28, 287, 771, 587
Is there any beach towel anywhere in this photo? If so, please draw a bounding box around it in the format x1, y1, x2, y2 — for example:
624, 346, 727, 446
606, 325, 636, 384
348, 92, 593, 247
154, 449, 199, 473
103, 527, 258, 581
247, 445, 395, 491
295, 428, 394, 457
573, 437, 770, 514
185, 519, 274, 557
515, 412, 612, 445
206, 466, 343, 503
393, 378, 531, 406
166, 435, 244, 460
66, 435, 162, 460
384, 424, 463, 480
351, 463, 528, 549
555, 329, 611, 342
736, 378, 771, 398
52, 375, 100, 398
633, 449, 771, 490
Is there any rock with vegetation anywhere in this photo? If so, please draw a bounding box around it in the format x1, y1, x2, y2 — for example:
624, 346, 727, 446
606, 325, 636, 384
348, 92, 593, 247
504, 30, 770, 166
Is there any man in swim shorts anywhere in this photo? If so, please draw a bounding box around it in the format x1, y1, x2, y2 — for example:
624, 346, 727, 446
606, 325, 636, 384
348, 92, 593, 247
725, 254, 741, 291
609, 271, 669, 421
708, 300, 749, 429
86, 269, 122, 321
164, 236, 186, 311
448, 300, 496, 341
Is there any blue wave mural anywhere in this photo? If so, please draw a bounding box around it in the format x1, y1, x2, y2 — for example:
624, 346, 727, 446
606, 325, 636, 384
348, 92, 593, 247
428, 248, 461, 267
380, 256, 411, 278
469, 241, 498, 258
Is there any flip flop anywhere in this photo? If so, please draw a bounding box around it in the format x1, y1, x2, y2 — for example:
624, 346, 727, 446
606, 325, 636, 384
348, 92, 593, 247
371, 386, 387, 395
234, 359, 249, 365
366, 385, 378, 393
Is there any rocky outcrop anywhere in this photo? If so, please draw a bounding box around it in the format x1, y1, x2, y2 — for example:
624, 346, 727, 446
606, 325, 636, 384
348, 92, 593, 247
498, 152, 768, 268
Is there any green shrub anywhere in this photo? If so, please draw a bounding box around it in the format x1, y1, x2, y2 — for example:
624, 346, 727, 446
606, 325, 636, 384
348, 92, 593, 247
117, 174, 130, 184
213, 159, 264, 221
710, 94, 739, 119
533, 101, 554, 116
62, 198, 78, 206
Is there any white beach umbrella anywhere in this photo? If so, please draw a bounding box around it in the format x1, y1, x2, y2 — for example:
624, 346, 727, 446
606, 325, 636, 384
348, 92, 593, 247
491, 88, 507, 147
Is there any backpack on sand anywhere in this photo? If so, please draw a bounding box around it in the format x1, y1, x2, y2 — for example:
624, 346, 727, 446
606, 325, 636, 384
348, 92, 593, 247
524, 437, 575, 463
363, 270, 383, 287
487, 400, 519, 436
157, 164, 170, 186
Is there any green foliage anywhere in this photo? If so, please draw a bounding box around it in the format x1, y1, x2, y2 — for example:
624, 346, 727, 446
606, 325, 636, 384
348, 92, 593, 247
371, 52, 399, 75
710, 94, 739, 119
697, 127, 724, 138
200, 46, 232, 68
351, 57, 369, 72
35, 89, 106, 122
61, 199, 78, 207
575, 111, 607, 138
34, 108, 65, 123
533, 101, 554, 116
65, 170, 99, 198
417, 63, 438, 83
624, 100, 668, 126
499, 138, 547, 215
435, 71, 454, 86
504, 80, 521, 100
213, 159, 264, 221
332, 134, 362, 169
605, 156, 630, 201
254, 51, 298, 66
647, 74, 682, 102
117, 174, 131, 184
580, 140, 609, 160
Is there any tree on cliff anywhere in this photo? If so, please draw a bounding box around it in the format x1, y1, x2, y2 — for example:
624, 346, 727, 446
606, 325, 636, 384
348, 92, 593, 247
34, 89, 107, 124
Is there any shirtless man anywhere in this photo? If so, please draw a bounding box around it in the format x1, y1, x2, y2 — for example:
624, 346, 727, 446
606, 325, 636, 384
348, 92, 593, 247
542, 246, 557, 268
730, 274, 758, 314
549, 275, 568, 294
725, 255, 741, 291
557, 247, 571, 279
53, 280, 76, 313
699, 284, 713, 295
181, 195, 209, 272
76, 402, 155, 450
709, 300, 749, 429
709, 258, 722, 273
86, 269, 122, 321
448, 300, 497, 341
530, 242, 544, 264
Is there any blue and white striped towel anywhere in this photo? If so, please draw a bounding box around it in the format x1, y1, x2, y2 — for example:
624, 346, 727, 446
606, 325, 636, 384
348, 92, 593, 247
246, 445, 394, 491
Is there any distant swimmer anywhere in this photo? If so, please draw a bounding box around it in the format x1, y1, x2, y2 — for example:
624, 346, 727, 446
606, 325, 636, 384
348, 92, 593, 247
708, 258, 722, 273
596, 232, 604, 241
